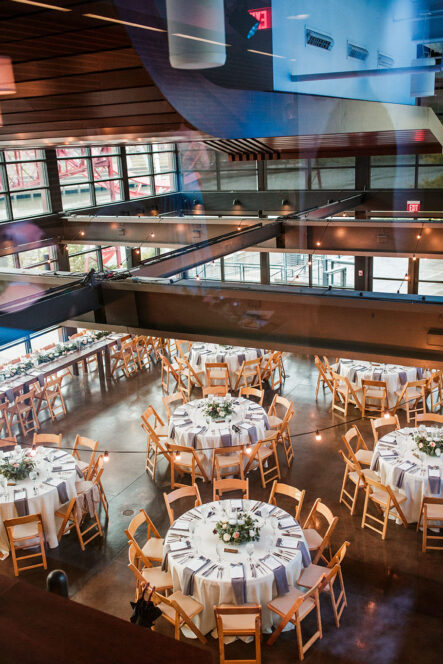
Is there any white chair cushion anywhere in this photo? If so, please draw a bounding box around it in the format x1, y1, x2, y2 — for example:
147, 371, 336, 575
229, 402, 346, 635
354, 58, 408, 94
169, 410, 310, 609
158, 590, 202, 620
355, 449, 373, 465
269, 586, 315, 620
302, 528, 323, 551
141, 567, 172, 589
142, 537, 164, 559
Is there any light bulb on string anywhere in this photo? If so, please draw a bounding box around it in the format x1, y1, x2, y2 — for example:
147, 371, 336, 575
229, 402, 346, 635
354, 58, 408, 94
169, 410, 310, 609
315, 430, 322, 441
104, 451, 109, 462
245, 445, 252, 454
383, 412, 390, 419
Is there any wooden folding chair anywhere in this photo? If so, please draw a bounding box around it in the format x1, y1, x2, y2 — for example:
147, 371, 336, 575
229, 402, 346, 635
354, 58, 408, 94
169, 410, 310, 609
176, 358, 205, 400
0, 401, 13, 438
238, 386, 264, 406
267, 575, 325, 659
426, 370, 442, 413
163, 485, 202, 525
298, 541, 350, 628
338, 450, 367, 516
258, 353, 274, 385
212, 444, 245, 481
302, 499, 339, 564
206, 362, 231, 392
0, 436, 17, 451
8, 388, 40, 437
166, 442, 210, 489
371, 414, 400, 444
124, 508, 164, 566
72, 434, 98, 478
393, 378, 427, 423
4, 513, 47, 576
160, 353, 182, 394
34, 374, 67, 422
243, 433, 280, 489
141, 405, 169, 439
203, 385, 228, 397
341, 425, 373, 467
55, 494, 103, 551
415, 412, 443, 425
361, 476, 408, 540
271, 351, 284, 391
176, 339, 190, 361
213, 477, 249, 501
111, 339, 138, 378
81, 454, 109, 518
151, 588, 206, 643
32, 432, 62, 448
144, 429, 171, 481
233, 359, 262, 392
128, 545, 173, 599
162, 392, 187, 420
268, 480, 305, 521
267, 396, 294, 467
133, 335, 152, 370
314, 355, 334, 400
331, 371, 363, 417
214, 604, 261, 664
417, 496, 443, 552
361, 379, 389, 418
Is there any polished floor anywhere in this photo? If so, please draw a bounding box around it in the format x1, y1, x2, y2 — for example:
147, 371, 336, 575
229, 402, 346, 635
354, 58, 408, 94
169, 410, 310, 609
1, 354, 442, 664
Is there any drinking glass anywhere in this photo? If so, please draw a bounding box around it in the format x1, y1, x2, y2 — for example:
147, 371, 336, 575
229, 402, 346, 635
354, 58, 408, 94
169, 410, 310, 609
216, 540, 223, 562
246, 542, 254, 560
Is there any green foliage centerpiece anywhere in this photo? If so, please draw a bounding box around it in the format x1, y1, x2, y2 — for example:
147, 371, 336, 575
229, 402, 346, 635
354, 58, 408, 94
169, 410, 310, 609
214, 511, 260, 544
203, 396, 235, 421
0, 451, 36, 481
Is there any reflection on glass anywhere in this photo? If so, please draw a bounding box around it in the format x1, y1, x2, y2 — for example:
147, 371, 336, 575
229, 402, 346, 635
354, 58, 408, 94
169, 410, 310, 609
224, 252, 261, 282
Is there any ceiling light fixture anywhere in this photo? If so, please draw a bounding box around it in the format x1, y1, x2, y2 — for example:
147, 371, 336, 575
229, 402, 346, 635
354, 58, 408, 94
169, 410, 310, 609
83, 13, 166, 33
11, 0, 70, 11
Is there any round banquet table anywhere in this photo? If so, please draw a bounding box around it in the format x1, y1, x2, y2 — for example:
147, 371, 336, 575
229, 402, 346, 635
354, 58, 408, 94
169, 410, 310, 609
163, 499, 310, 637
168, 396, 270, 474
0, 446, 78, 557
188, 344, 265, 386
370, 426, 443, 523
335, 359, 424, 409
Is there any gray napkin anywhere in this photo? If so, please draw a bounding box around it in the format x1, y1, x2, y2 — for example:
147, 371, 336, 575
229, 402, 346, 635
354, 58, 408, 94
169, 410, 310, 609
256, 349, 263, 358
182, 557, 207, 595
372, 370, 382, 381
220, 431, 233, 447
216, 354, 226, 363
75, 464, 83, 478
272, 563, 289, 594
237, 353, 246, 365
393, 463, 416, 489
5, 388, 15, 403
428, 466, 441, 495
45, 479, 69, 504
37, 374, 45, 387
399, 371, 407, 385
14, 488, 29, 517
297, 540, 312, 568
231, 563, 246, 604
416, 368, 423, 380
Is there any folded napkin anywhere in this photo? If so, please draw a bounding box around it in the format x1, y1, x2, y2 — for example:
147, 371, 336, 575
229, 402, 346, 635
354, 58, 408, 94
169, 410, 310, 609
237, 423, 258, 444
45, 478, 69, 503
372, 370, 383, 381
75, 464, 83, 478
393, 461, 416, 489
185, 426, 206, 448
231, 499, 243, 511
398, 371, 407, 385
161, 540, 190, 571
428, 465, 441, 495
278, 516, 298, 530
416, 368, 423, 380
170, 418, 193, 440
256, 349, 263, 358
380, 434, 397, 446
182, 557, 208, 595
5, 388, 15, 403
14, 488, 29, 517
261, 555, 289, 594
216, 353, 226, 363
220, 429, 233, 447
350, 366, 366, 383
231, 563, 246, 604
237, 353, 246, 366
172, 519, 190, 532
116, 338, 122, 350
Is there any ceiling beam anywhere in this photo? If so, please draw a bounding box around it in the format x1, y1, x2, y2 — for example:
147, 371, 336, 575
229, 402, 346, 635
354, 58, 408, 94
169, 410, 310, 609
284, 194, 366, 220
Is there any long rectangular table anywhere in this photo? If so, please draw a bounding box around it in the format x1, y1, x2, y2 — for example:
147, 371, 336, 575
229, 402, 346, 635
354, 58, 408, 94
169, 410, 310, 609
0, 334, 124, 400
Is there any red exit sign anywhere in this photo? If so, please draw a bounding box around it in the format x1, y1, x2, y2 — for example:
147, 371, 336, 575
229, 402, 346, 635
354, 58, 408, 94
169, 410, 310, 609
249, 7, 272, 30
407, 201, 421, 212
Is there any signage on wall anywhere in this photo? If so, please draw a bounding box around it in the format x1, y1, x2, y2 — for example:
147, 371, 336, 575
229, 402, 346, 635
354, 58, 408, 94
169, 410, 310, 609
249, 7, 272, 29
407, 201, 421, 212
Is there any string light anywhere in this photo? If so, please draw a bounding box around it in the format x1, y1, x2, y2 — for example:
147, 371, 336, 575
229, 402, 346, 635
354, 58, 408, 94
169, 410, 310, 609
175, 451, 182, 461
315, 430, 322, 441
245, 445, 252, 454
383, 412, 391, 419
80, 231, 85, 236
412, 254, 416, 261
416, 233, 421, 240
150, 232, 155, 238
104, 451, 109, 462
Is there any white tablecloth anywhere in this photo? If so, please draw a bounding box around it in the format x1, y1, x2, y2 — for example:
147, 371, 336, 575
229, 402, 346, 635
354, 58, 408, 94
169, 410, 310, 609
0, 447, 78, 556
189, 344, 265, 386
370, 426, 443, 523
164, 499, 310, 637
335, 360, 423, 409
168, 397, 269, 474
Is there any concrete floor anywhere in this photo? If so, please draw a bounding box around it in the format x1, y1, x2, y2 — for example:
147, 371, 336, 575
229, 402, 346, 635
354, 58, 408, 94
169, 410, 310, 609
1, 353, 442, 664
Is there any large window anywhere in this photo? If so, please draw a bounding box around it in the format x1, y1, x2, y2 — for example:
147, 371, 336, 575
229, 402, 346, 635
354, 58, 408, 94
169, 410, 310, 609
269, 253, 309, 285
101, 246, 128, 270
266, 159, 308, 190
311, 158, 355, 190
224, 251, 261, 282
188, 259, 222, 280
219, 153, 258, 191
373, 257, 409, 293
0, 149, 50, 220
152, 144, 177, 194
312, 255, 355, 288
178, 143, 218, 191
18, 246, 57, 270
418, 259, 443, 296
417, 154, 443, 188
370, 155, 416, 189
67, 244, 100, 272
57, 146, 123, 210
126, 144, 154, 198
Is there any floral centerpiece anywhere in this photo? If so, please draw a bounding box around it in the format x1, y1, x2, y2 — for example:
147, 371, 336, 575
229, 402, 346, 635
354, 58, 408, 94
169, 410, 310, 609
0, 452, 36, 481
414, 428, 443, 457
0, 359, 33, 381
214, 511, 260, 544
203, 396, 235, 421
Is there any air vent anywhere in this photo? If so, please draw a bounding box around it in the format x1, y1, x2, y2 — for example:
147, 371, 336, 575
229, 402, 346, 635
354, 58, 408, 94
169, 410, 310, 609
305, 28, 334, 51
347, 42, 368, 61
377, 52, 394, 68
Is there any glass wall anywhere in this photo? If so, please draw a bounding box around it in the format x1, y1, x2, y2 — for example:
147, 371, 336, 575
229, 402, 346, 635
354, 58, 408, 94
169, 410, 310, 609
370, 155, 416, 189
269, 253, 309, 285
373, 257, 409, 293
418, 259, 443, 296
178, 142, 218, 191
67, 244, 100, 272
417, 154, 443, 188
311, 157, 355, 190
266, 159, 308, 190
219, 153, 258, 191
57, 146, 123, 210
312, 255, 355, 288
18, 246, 57, 270
0, 149, 50, 220
224, 251, 261, 282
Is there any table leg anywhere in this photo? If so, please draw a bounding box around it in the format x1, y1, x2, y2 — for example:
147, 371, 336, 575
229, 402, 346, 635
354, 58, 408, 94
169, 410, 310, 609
82, 359, 88, 373
73, 362, 79, 377
104, 346, 111, 378
97, 351, 105, 381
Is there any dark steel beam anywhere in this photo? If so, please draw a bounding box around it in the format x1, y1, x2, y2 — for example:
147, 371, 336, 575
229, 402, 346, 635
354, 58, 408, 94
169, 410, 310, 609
286, 194, 366, 220
133, 222, 282, 278
0, 283, 101, 346
67, 279, 443, 367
